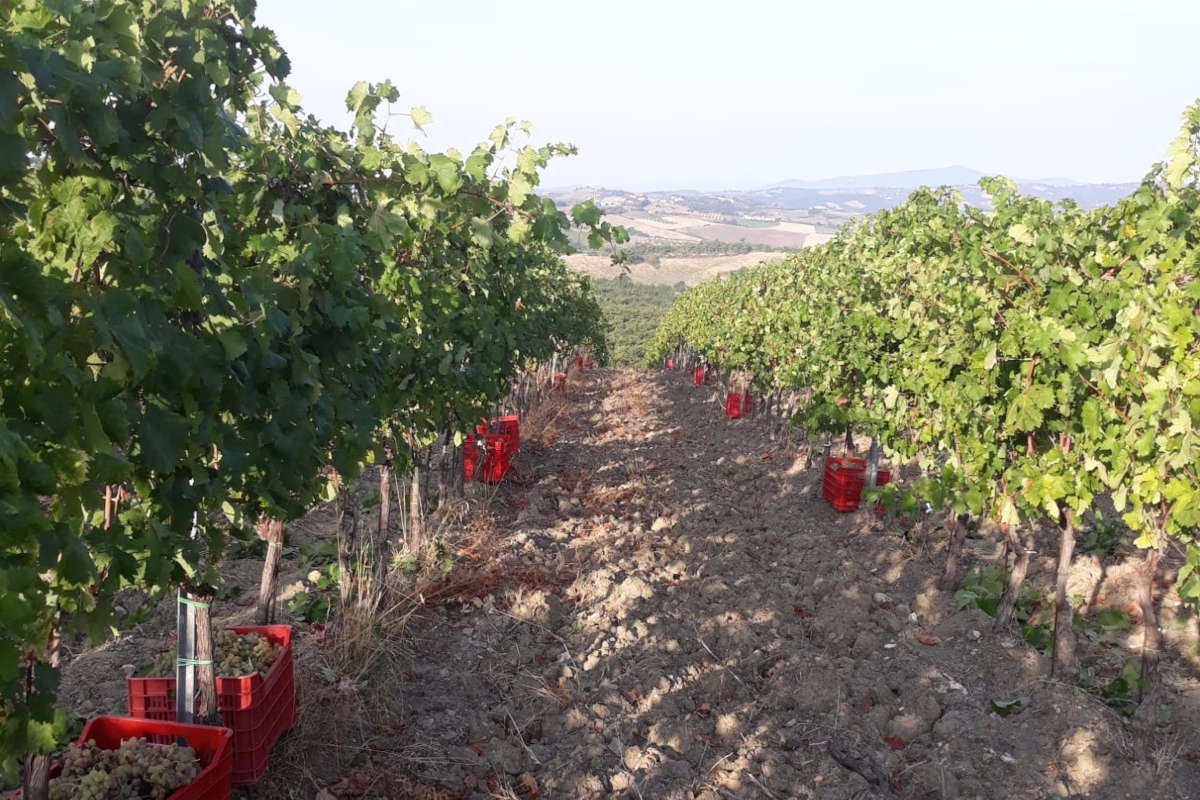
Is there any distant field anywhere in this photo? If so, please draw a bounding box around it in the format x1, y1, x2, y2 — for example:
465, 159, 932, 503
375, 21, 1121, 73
677, 223, 809, 247
567, 251, 783, 286
599, 211, 831, 249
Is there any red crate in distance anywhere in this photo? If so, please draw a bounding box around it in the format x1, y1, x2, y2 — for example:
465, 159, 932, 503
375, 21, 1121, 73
693, 367, 705, 385
476, 417, 519, 455
553, 372, 567, 392
126, 625, 295, 785
575, 356, 584, 370
666, 358, 674, 370
725, 393, 742, 418
481, 436, 509, 483
725, 393, 753, 418
822, 457, 891, 512
14, 716, 235, 800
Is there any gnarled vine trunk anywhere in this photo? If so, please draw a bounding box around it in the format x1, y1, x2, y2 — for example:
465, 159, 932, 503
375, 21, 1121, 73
22, 627, 60, 800
189, 583, 220, 725
378, 462, 391, 538
336, 487, 359, 606
994, 525, 1031, 630
1051, 510, 1077, 678
937, 512, 967, 591
408, 464, 424, 552
255, 518, 284, 625
1137, 542, 1164, 693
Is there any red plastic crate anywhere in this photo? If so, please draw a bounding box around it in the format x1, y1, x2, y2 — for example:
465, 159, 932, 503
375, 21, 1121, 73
822, 457, 891, 512
725, 393, 741, 418
126, 625, 295, 785
666, 358, 674, 369
479, 416, 519, 454
0, 716, 234, 800
553, 372, 567, 392
725, 393, 753, 419
575, 356, 584, 370
693, 367, 705, 385
480, 436, 510, 483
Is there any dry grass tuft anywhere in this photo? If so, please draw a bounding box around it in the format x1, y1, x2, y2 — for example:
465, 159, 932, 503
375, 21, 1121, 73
519, 392, 571, 449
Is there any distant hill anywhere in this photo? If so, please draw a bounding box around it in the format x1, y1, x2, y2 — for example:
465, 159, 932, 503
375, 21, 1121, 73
767, 165, 1093, 191
769, 166, 990, 190
550, 168, 1140, 290
743, 182, 1137, 213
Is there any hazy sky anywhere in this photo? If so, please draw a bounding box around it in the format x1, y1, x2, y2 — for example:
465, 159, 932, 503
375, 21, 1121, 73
254, 0, 1200, 191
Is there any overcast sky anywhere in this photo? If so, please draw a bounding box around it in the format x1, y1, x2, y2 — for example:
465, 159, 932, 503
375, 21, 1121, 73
254, 0, 1200, 191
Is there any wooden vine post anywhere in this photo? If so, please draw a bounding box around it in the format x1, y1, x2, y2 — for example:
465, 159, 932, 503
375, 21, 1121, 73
378, 444, 392, 539
408, 430, 425, 552
865, 436, 881, 489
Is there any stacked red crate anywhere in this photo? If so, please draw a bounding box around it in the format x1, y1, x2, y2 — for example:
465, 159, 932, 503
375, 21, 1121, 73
821, 457, 891, 512
126, 625, 296, 785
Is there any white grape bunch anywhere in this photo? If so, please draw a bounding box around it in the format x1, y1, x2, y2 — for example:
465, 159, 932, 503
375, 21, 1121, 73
212, 629, 280, 678
150, 629, 281, 678
49, 737, 198, 799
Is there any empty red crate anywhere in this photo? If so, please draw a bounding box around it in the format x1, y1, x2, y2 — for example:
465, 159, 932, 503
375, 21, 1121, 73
481, 437, 510, 483
553, 372, 567, 392
693, 367, 705, 385
725, 393, 741, 418
126, 625, 295, 785
725, 393, 753, 418
666, 358, 674, 369
822, 457, 890, 512
1, 716, 234, 800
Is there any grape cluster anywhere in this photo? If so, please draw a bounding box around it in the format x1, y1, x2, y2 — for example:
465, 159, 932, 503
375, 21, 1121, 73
50, 737, 198, 799
212, 630, 279, 677
151, 629, 280, 678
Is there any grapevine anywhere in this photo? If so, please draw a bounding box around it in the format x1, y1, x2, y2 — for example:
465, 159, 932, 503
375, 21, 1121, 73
651, 102, 1200, 695
0, 0, 623, 790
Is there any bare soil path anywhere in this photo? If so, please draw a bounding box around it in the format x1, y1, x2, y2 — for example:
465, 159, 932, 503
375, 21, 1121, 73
60, 368, 1200, 799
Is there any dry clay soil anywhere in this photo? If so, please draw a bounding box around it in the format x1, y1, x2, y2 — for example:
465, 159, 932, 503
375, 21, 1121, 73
60, 368, 1200, 799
